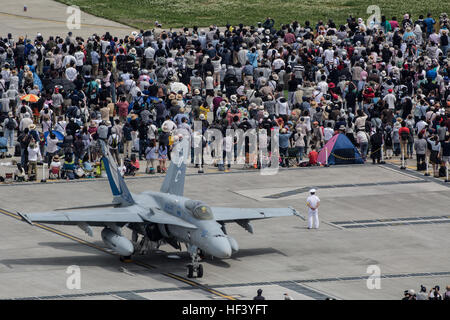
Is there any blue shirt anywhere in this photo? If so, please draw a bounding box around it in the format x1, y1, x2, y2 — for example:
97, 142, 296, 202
279, 132, 292, 148
424, 17, 435, 33
145, 146, 158, 160
0, 137, 7, 151
91, 51, 100, 65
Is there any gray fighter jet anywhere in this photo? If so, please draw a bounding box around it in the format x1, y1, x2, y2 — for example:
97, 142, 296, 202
18, 139, 301, 278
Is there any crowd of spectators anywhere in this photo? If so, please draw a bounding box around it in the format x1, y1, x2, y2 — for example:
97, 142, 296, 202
402, 284, 450, 300
0, 13, 449, 182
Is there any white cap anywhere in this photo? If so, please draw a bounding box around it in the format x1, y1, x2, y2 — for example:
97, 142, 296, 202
309, 189, 316, 194
408, 289, 415, 295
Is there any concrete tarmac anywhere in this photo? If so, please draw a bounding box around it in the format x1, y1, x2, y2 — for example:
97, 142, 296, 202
0, 164, 449, 300
0, 0, 133, 39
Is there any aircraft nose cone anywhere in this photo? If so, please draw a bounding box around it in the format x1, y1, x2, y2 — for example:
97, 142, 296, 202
208, 236, 232, 259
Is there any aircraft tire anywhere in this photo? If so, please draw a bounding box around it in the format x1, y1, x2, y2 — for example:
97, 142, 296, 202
120, 255, 132, 262
197, 264, 204, 278
187, 265, 194, 278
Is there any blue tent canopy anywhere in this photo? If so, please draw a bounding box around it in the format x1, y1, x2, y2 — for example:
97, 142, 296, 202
318, 134, 364, 165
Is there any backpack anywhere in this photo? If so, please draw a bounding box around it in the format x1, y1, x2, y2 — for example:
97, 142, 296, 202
6, 118, 16, 130
384, 132, 393, 147
110, 134, 118, 149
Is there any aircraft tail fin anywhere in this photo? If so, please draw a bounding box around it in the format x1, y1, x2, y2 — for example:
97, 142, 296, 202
99, 140, 135, 206
160, 138, 189, 196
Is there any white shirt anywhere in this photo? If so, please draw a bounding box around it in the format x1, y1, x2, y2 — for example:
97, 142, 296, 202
62, 55, 76, 68
306, 195, 320, 213
272, 58, 285, 70
162, 119, 177, 132
144, 46, 155, 59
74, 51, 85, 66
383, 93, 396, 109
323, 49, 334, 64
27, 146, 42, 162
324, 127, 334, 140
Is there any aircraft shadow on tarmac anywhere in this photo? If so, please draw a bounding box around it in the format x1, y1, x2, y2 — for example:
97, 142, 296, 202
36, 241, 108, 254
1, 242, 287, 271
138, 247, 288, 269
0, 255, 117, 269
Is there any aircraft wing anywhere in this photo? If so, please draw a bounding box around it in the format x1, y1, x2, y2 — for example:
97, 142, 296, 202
19, 207, 145, 226
211, 207, 299, 222
19, 206, 198, 229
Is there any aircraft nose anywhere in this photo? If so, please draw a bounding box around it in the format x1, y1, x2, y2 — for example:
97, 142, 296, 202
208, 236, 232, 259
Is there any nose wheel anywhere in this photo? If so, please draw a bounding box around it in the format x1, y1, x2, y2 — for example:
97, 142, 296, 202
187, 263, 203, 278
187, 247, 204, 278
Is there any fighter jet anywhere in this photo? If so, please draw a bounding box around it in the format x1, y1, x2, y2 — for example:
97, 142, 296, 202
18, 138, 301, 278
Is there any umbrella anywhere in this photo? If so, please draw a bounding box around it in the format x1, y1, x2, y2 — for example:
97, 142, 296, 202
170, 82, 188, 95
20, 94, 39, 103
44, 130, 65, 142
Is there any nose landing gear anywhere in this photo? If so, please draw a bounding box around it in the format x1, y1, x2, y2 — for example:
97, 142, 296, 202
187, 245, 204, 278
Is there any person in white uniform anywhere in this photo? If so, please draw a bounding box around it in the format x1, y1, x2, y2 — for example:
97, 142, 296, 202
306, 189, 320, 229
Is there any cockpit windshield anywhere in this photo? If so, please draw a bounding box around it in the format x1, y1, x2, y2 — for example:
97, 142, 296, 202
185, 200, 213, 220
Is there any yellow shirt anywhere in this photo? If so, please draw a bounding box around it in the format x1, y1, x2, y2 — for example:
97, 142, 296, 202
199, 105, 210, 119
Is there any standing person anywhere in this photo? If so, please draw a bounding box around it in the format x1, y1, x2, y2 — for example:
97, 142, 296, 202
323, 122, 334, 144
145, 140, 158, 174
279, 128, 292, 167
414, 133, 427, 170
2, 112, 17, 149
399, 121, 410, 163
27, 141, 42, 181
356, 129, 369, 161
117, 96, 129, 123
370, 128, 383, 164
383, 126, 394, 159
293, 127, 305, 165
158, 142, 168, 173
444, 286, 450, 300
429, 286, 442, 300
108, 128, 120, 164
427, 134, 441, 177
283, 293, 294, 300
253, 289, 265, 300
306, 189, 320, 229
441, 133, 450, 165
122, 121, 133, 159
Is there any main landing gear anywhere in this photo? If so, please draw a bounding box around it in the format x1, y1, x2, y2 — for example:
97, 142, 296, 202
187, 246, 204, 278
